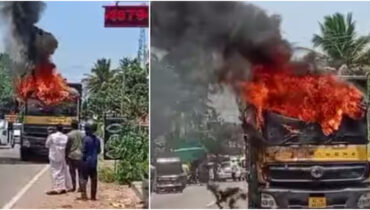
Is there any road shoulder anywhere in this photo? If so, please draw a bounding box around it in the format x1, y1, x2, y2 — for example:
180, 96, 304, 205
13, 166, 143, 209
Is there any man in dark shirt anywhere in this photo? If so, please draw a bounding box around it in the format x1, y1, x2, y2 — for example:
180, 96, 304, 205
80, 122, 101, 200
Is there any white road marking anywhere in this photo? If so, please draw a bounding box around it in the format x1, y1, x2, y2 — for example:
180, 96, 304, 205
2, 165, 49, 209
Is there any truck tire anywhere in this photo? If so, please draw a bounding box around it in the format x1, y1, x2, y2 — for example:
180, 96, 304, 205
20, 148, 30, 161
10, 136, 15, 148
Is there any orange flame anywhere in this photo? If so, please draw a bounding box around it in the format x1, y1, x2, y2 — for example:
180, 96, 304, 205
16, 61, 72, 105
241, 66, 364, 135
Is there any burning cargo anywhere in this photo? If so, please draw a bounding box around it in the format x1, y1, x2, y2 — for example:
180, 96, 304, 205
242, 68, 365, 136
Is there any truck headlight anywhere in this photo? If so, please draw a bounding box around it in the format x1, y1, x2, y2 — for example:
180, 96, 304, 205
358, 193, 370, 208
261, 193, 278, 208
23, 140, 30, 147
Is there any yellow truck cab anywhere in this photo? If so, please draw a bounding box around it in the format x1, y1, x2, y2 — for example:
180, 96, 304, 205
246, 75, 370, 208
20, 83, 81, 160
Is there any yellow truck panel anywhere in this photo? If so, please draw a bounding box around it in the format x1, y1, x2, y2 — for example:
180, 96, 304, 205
23, 116, 76, 125
264, 145, 367, 162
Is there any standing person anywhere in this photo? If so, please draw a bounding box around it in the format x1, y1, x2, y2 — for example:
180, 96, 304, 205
80, 122, 101, 200
199, 159, 209, 185
65, 120, 84, 192
45, 124, 73, 195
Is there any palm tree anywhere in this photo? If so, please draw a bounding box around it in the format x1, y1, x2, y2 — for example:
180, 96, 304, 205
83, 58, 116, 94
312, 13, 370, 69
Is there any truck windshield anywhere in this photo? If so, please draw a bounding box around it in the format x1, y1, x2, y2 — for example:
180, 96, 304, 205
26, 99, 77, 116
262, 77, 367, 146
156, 162, 183, 175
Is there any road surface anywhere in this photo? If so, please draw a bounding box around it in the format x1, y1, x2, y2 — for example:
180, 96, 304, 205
151, 181, 248, 209
0, 145, 47, 208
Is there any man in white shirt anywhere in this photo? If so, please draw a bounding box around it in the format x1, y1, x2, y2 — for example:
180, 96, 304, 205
45, 124, 72, 194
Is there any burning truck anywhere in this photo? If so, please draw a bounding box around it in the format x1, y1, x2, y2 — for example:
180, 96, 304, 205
243, 71, 370, 208
18, 81, 81, 161
155, 1, 370, 208
0, 2, 82, 160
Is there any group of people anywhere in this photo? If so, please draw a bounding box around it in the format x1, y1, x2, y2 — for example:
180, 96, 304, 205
45, 120, 101, 200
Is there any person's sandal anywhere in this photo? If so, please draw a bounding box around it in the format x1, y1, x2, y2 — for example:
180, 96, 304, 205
58, 190, 67, 194
76, 196, 88, 201
67, 188, 75, 193
46, 190, 59, 195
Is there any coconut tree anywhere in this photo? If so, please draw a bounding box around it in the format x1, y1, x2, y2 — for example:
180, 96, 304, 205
83, 58, 116, 94
312, 13, 370, 70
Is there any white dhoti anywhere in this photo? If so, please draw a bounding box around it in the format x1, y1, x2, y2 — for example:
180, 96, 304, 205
46, 131, 72, 191
50, 160, 73, 191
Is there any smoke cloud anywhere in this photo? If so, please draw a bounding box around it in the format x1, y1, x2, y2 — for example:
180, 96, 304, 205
151, 2, 295, 141
151, 1, 292, 88
0, 2, 58, 77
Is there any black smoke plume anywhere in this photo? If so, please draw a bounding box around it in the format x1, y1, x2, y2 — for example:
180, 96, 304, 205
151, 1, 292, 87
0, 2, 58, 76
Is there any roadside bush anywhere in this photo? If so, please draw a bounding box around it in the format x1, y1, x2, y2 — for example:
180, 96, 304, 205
106, 122, 149, 184
98, 166, 115, 183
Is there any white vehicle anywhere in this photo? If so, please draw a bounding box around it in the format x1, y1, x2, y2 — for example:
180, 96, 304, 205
217, 161, 242, 181
12, 123, 22, 147
0, 119, 12, 147
230, 156, 239, 167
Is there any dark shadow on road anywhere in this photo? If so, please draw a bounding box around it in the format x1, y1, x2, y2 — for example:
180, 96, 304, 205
0, 157, 48, 165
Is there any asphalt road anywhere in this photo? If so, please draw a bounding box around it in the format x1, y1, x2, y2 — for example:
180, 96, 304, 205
151, 181, 248, 209
0, 145, 47, 208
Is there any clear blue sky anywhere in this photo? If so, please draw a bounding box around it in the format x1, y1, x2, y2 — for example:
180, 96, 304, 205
250, 1, 370, 49
36, 1, 148, 83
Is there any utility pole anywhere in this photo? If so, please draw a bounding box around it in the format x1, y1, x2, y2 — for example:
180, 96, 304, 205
137, 27, 147, 67
138, 1, 148, 67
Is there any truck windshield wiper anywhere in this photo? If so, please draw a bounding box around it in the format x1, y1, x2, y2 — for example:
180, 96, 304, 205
323, 137, 336, 145
267, 133, 300, 146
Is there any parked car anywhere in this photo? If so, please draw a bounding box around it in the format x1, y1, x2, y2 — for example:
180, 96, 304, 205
217, 161, 242, 181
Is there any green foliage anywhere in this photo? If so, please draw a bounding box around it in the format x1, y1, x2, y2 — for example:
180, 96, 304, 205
312, 13, 370, 69
0, 53, 15, 115
106, 123, 149, 184
98, 166, 115, 183
151, 53, 213, 141
117, 58, 149, 120
83, 58, 116, 94
83, 57, 148, 184
83, 58, 148, 121
151, 52, 241, 156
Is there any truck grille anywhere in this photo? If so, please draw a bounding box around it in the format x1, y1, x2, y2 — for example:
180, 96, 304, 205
267, 163, 368, 183
23, 125, 72, 137
23, 126, 49, 137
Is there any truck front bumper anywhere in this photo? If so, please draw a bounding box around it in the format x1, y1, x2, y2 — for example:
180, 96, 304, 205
261, 185, 370, 208
21, 136, 48, 157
